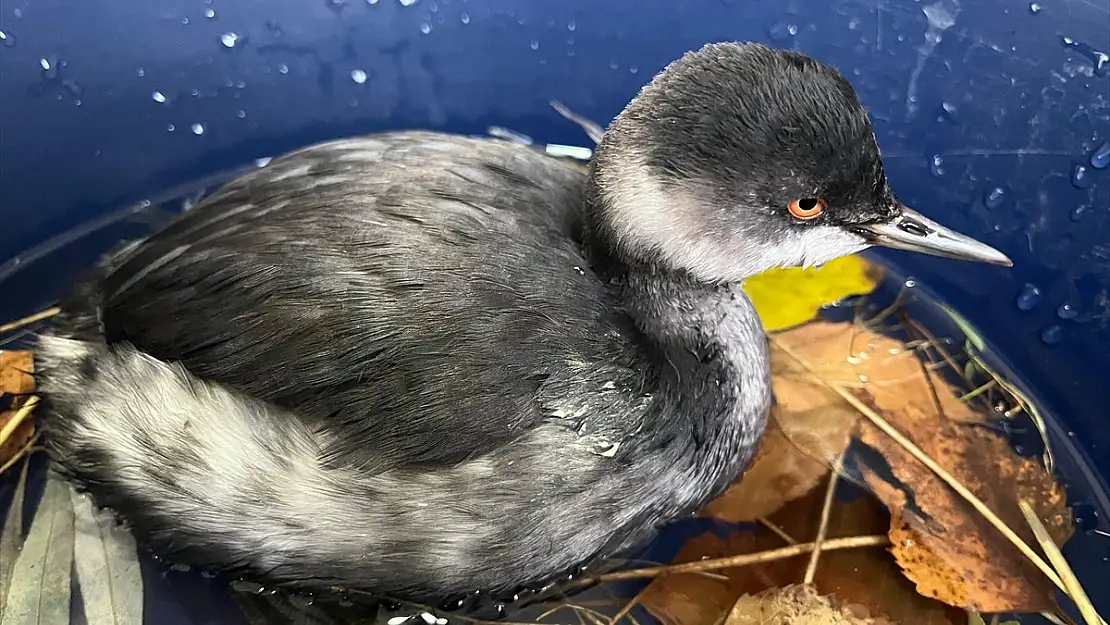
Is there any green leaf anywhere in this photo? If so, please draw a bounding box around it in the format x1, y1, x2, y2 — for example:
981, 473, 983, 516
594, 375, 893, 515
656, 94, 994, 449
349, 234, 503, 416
743, 256, 882, 333
937, 302, 986, 353
71, 486, 144, 625
1, 472, 74, 625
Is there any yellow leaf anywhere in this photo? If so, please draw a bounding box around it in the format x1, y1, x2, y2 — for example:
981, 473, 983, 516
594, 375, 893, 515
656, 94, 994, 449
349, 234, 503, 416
744, 256, 882, 333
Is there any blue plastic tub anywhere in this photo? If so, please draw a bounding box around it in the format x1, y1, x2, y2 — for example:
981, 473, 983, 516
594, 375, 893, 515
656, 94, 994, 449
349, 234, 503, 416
1, 0, 1108, 623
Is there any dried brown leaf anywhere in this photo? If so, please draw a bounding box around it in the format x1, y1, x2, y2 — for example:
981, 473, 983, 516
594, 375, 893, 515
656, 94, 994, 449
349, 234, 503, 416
771, 321, 1071, 613
0, 350, 36, 469
640, 487, 959, 625
723, 585, 879, 625
702, 341, 860, 523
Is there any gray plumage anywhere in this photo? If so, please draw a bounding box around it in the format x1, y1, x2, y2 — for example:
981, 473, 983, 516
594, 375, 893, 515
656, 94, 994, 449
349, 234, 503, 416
33, 42, 1007, 611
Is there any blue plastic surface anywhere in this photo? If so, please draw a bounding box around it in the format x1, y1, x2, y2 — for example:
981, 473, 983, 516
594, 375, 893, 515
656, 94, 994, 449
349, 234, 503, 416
1, 0, 1108, 623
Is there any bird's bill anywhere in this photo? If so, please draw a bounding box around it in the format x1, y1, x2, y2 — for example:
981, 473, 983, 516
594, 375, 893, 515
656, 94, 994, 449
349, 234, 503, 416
857, 204, 1013, 267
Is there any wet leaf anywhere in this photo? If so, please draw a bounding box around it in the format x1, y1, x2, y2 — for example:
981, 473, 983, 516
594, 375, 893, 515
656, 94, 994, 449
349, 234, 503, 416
744, 256, 882, 333
723, 585, 879, 625
0, 350, 35, 397
770, 321, 1072, 613
702, 355, 859, 523
642, 487, 959, 625
0, 350, 36, 469
1, 473, 75, 624
71, 487, 144, 625
0, 457, 31, 615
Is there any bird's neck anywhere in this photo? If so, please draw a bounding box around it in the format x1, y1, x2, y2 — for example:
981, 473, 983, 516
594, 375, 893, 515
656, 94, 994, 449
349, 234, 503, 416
581, 190, 773, 507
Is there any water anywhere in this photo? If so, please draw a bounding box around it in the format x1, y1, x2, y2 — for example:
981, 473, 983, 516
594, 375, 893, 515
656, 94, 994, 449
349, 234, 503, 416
1016, 283, 1042, 311
219, 32, 241, 49
1091, 141, 1110, 169
984, 186, 1008, 210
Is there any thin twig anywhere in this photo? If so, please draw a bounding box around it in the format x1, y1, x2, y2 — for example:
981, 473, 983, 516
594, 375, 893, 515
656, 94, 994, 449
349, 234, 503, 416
0, 395, 39, 447
758, 518, 798, 545
0, 307, 60, 334
609, 583, 652, 625
803, 458, 842, 584
1019, 500, 1106, 625
0, 432, 40, 474
585, 535, 888, 583
768, 335, 1080, 612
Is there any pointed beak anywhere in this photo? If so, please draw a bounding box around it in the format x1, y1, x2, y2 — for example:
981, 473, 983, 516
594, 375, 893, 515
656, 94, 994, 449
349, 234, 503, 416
856, 204, 1013, 267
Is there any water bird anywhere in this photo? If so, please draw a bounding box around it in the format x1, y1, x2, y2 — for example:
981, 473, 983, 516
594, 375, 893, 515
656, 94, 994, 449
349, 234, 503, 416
34, 42, 1011, 613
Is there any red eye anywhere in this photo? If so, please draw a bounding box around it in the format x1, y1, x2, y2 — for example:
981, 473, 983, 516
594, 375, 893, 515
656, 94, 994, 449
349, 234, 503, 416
788, 198, 826, 220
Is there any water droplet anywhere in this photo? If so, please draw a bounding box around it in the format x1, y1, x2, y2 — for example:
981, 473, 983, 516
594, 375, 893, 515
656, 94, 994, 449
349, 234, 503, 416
459, 12, 469, 23
220, 32, 240, 48
1016, 283, 1042, 311
609, 60, 619, 70
255, 157, 272, 167
1040, 324, 1064, 345
170, 563, 192, 572
152, 91, 167, 103
1071, 162, 1090, 188
768, 22, 798, 42
265, 20, 283, 36
326, 0, 347, 12
39, 56, 59, 81
201, 570, 217, 579
529, 39, 539, 50
182, 17, 190, 24
929, 154, 945, 177
167, 124, 175, 131
904, 278, 917, 288
419, 22, 431, 34
236, 109, 247, 118
629, 64, 639, 74
984, 186, 1007, 209
289, 594, 315, 609
278, 63, 289, 74
1090, 141, 1110, 169
1029, 2, 1042, 13
567, 20, 576, 31
398, 0, 418, 6
1070, 204, 1089, 222
136, 67, 145, 76
350, 68, 367, 84
63, 79, 84, 96
0, 30, 15, 47
230, 580, 264, 593
936, 101, 959, 124
1072, 503, 1099, 532
1061, 36, 1109, 77
1057, 302, 1079, 320
204, 8, 216, 18
191, 123, 205, 135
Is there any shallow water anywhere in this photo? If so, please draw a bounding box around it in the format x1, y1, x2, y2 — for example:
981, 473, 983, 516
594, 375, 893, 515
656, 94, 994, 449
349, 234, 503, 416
0, 154, 1108, 625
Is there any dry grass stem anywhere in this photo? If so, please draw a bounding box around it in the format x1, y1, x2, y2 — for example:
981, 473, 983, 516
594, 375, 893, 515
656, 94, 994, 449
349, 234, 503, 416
588, 535, 889, 583
0, 432, 40, 474
758, 518, 798, 545
0, 395, 39, 447
1019, 501, 1106, 625
609, 584, 651, 625
803, 456, 842, 585
769, 335, 1080, 611
0, 307, 60, 334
